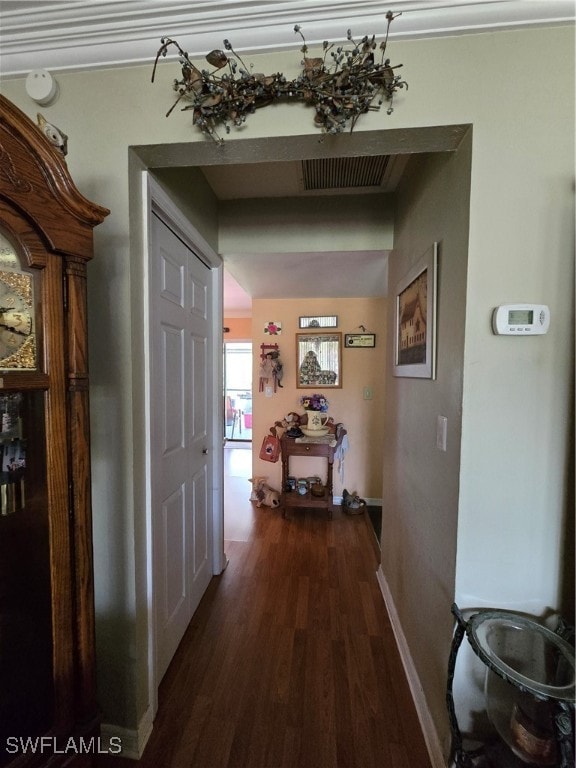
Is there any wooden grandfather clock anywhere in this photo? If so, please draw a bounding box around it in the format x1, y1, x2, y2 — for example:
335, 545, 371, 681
0, 95, 108, 766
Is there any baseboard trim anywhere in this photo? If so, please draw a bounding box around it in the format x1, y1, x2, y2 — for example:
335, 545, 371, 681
376, 567, 447, 768
362, 508, 381, 564
101, 706, 153, 760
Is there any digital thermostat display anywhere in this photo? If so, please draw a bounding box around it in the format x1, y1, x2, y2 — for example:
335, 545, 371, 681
508, 309, 533, 325
492, 304, 550, 335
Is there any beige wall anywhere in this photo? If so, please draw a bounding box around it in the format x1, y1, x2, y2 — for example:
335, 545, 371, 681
219, 194, 394, 253
383, 136, 472, 754
1, 22, 573, 762
251, 297, 386, 500
152, 167, 220, 251
224, 317, 252, 340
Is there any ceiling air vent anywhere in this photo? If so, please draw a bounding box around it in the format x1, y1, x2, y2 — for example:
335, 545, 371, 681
301, 155, 390, 191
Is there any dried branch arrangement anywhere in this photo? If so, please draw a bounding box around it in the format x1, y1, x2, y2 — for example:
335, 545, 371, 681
152, 10, 407, 142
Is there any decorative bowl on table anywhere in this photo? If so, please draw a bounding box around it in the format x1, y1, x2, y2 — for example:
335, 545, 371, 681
301, 426, 329, 437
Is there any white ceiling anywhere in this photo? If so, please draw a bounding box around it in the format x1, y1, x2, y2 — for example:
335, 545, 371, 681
2, 1, 573, 313
1, 1, 573, 77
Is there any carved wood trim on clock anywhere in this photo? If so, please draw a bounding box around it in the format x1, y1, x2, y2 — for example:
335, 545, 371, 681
0, 96, 109, 260
0, 141, 32, 193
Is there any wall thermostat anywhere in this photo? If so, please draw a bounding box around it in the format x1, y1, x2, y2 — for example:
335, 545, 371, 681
492, 304, 550, 335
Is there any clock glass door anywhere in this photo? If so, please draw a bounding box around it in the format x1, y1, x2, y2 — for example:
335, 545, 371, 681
0, 390, 53, 766
0, 221, 51, 768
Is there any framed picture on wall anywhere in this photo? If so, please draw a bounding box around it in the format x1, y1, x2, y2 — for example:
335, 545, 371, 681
344, 333, 376, 348
393, 243, 438, 379
299, 315, 338, 328
296, 332, 342, 388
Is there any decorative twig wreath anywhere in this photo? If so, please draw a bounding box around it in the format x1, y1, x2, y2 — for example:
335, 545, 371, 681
152, 10, 407, 142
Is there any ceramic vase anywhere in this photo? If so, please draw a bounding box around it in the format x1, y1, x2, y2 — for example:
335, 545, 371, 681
305, 410, 329, 431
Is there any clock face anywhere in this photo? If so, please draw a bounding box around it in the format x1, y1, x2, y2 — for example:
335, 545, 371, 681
0, 232, 37, 370
0, 282, 33, 355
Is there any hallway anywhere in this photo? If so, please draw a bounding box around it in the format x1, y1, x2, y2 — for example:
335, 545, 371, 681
224, 441, 256, 543
98, 446, 432, 767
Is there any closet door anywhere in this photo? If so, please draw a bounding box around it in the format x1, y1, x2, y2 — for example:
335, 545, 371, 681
150, 212, 213, 683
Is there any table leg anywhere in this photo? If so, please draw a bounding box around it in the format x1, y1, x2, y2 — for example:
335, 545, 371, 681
327, 461, 333, 518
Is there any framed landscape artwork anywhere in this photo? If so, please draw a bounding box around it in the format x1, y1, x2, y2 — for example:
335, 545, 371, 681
393, 243, 438, 379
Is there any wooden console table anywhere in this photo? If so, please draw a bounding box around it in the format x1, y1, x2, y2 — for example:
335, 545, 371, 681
280, 426, 346, 519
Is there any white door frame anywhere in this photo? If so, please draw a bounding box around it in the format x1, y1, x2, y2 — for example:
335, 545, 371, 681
143, 172, 225, 716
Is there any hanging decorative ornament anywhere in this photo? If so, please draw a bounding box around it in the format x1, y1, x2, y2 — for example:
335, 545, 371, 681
152, 10, 407, 142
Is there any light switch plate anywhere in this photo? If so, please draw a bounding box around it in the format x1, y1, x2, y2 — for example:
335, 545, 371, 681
436, 415, 447, 451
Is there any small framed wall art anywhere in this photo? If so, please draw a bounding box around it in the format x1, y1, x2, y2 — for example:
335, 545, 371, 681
393, 242, 438, 379
344, 333, 375, 348
299, 315, 338, 329
264, 321, 282, 335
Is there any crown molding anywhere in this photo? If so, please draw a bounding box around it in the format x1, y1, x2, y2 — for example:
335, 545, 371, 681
0, 0, 573, 77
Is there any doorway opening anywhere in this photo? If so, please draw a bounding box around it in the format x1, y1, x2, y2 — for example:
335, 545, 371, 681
224, 341, 253, 442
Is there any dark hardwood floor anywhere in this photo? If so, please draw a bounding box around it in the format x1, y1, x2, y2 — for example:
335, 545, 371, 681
97, 446, 432, 768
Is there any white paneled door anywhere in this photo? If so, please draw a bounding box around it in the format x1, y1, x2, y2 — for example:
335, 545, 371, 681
150, 210, 213, 682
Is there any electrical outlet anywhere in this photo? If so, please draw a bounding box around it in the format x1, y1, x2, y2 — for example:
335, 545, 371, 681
363, 386, 373, 400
